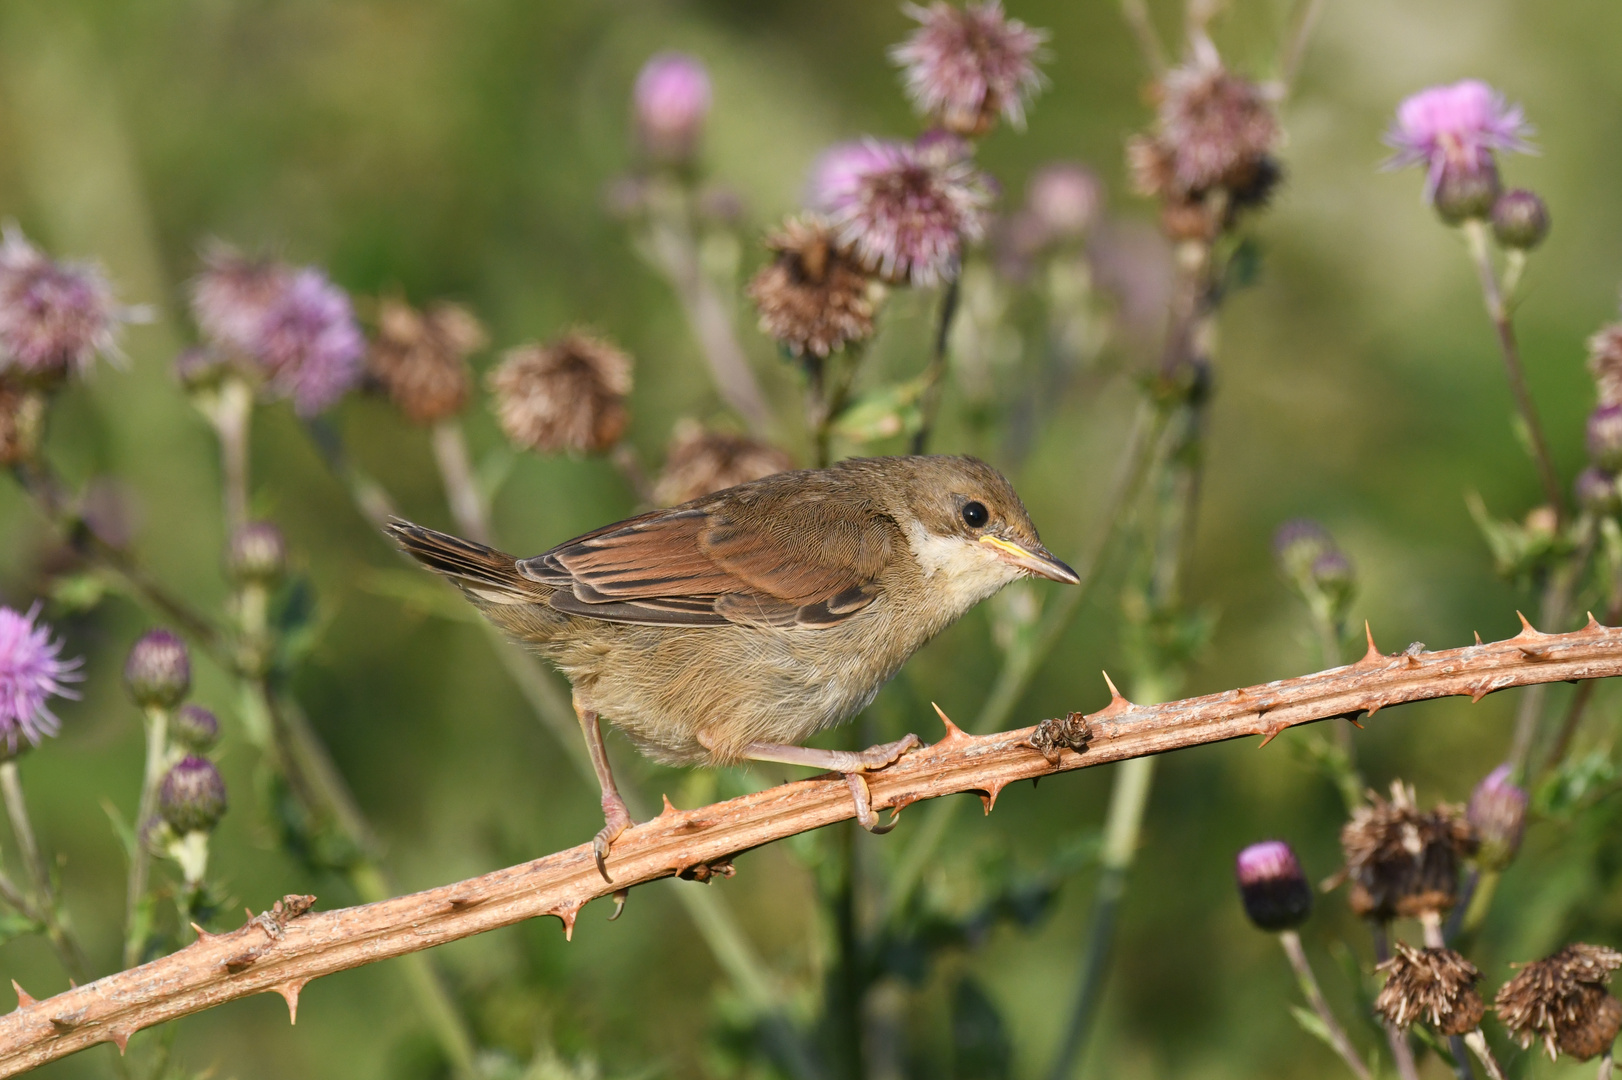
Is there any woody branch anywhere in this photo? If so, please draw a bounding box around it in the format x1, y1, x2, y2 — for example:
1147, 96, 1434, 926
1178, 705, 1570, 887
1, 613, 1617, 1075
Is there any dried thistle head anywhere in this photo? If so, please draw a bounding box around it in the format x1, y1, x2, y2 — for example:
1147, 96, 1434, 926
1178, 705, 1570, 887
367, 298, 486, 425
1374, 944, 1484, 1036
653, 421, 794, 506
1339, 780, 1478, 921
1495, 944, 1622, 1062
746, 216, 876, 359
487, 332, 632, 455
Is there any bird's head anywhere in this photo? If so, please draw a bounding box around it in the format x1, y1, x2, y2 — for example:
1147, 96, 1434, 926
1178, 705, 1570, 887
848, 455, 1078, 613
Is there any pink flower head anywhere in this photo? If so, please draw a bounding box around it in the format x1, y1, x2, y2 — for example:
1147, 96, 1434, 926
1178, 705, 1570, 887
0, 227, 133, 379
190, 245, 293, 356
253, 268, 364, 415
1386, 80, 1533, 199
0, 603, 82, 755
633, 52, 712, 163
890, 1, 1048, 135
809, 138, 990, 287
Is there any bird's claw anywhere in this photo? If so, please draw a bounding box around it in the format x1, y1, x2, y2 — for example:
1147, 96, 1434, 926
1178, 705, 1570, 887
845, 772, 902, 834
850, 732, 922, 771
592, 803, 633, 883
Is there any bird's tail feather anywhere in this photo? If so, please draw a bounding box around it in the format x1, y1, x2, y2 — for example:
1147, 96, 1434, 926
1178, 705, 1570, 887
385, 519, 549, 605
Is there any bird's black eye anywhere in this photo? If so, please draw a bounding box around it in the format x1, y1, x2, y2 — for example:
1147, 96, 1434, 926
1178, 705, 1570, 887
961, 501, 989, 528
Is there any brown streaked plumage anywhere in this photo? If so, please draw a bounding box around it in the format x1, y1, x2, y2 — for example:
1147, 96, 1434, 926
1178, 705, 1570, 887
389, 454, 1076, 879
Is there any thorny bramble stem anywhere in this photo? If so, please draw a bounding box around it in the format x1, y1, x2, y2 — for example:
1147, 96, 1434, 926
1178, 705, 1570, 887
1507, 531, 1591, 774
1278, 930, 1372, 1080
1461, 219, 1565, 520
11, 615, 1622, 1073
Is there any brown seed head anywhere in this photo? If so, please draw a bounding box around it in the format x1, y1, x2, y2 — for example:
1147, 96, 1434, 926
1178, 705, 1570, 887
1374, 944, 1484, 1036
1339, 780, 1478, 920
0, 380, 45, 466
747, 216, 876, 359
1495, 944, 1622, 1061
486, 332, 632, 455
367, 299, 486, 425
653, 420, 795, 506
1587, 324, 1622, 408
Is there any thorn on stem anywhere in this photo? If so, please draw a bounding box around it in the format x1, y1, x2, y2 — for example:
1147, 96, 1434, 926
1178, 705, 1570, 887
931, 701, 968, 741
1256, 722, 1289, 749
1356, 622, 1383, 666
109, 1028, 132, 1054
978, 780, 1007, 814
552, 903, 580, 941
1585, 611, 1604, 632
1474, 631, 1483, 645
1514, 610, 1546, 638
660, 794, 679, 815
268, 978, 309, 1024
1469, 682, 1493, 704
10, 980, 33, 1009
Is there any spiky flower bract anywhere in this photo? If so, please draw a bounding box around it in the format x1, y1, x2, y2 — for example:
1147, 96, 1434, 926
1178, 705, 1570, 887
747, 215, 876, 358
1374, 944, 1484, 1036
810, 138, 991, 287
1496, 944, 1622, 1062
1338, 780, 1477, 920
889, 1, 1048, 135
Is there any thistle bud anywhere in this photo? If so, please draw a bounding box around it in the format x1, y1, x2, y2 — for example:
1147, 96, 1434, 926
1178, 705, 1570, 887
171, 704, 220, 752
1433, 160, 1502, 226
1467, 763, 1527, 870
158, 755, 227, 834
633, 53, 711, 165
1491, 189, 1550, 250
1588, 404, 1622, 472
124, 629, 191, 709
227, 521, 287, 584
1235, 840, 1312, 931
1575, 466, 1621, 516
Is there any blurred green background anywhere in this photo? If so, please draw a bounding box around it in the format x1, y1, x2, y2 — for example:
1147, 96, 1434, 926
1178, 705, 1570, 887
2, 0, 1622, 1077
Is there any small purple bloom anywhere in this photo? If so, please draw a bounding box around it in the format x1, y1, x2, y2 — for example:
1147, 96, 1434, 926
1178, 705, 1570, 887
124, 629, 191, 710
809, 138, 991, 287
1385, 80, 1533, 201
158, 755, 227, 834
633, 53, 712, 163
0, 603, 82, 755
889, 1, 1048, 135
254, 268, 364, 415
0, 227, 134, 379
1467, 764, 1528, 870
1235, 839, 1312, 931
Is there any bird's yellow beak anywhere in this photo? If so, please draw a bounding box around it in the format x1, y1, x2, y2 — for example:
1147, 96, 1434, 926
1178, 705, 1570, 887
979, 535, 1081, 584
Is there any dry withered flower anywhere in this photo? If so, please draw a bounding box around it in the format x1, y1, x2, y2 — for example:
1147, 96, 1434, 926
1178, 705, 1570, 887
1338, 780, 1477, 920
747, 216, 876, 358
653, 421, 795, 506
1374, 944, 1484, 1036
368, 298, 487, 425
1028, 712, 1092, 764
487, 332, 632, 455
1495, 944, 1622, 1061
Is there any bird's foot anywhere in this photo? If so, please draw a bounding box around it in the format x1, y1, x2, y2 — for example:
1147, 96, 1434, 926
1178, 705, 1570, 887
847, 732, 922, 771
593, 796, 634, 883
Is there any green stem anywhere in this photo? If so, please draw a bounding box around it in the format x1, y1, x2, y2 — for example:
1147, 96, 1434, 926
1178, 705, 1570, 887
1461, 220, 1564, 521
910, 277, 961, 455
1278, 930, 1372, 1080
0, 761, 89, 984
123, 705, 169, 968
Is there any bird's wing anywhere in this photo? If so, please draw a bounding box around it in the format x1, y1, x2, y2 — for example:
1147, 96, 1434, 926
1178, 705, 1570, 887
516, 490, 895, 628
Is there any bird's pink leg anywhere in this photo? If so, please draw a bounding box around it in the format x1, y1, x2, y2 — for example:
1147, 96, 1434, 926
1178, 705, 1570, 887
720, 734, 921, 833
576, 698, 633, 882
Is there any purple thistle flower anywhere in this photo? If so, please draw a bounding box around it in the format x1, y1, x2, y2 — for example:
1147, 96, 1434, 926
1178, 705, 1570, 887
0, 227, 135, 380
0, 603, 83, 756
809, 138, 991, 287
190, 245, 293, 356
633, 53, 712, 164
254, 268, 364, 415
889, 1, 1048, 136
1467, 764, 1528, 870
1385, 80, 1533, 202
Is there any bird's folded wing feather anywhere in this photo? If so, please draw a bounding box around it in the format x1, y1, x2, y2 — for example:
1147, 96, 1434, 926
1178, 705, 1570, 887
516, 492, 895, 628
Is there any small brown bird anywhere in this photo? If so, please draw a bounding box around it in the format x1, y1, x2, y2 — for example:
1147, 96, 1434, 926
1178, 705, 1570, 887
388, 455, 1076, 879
